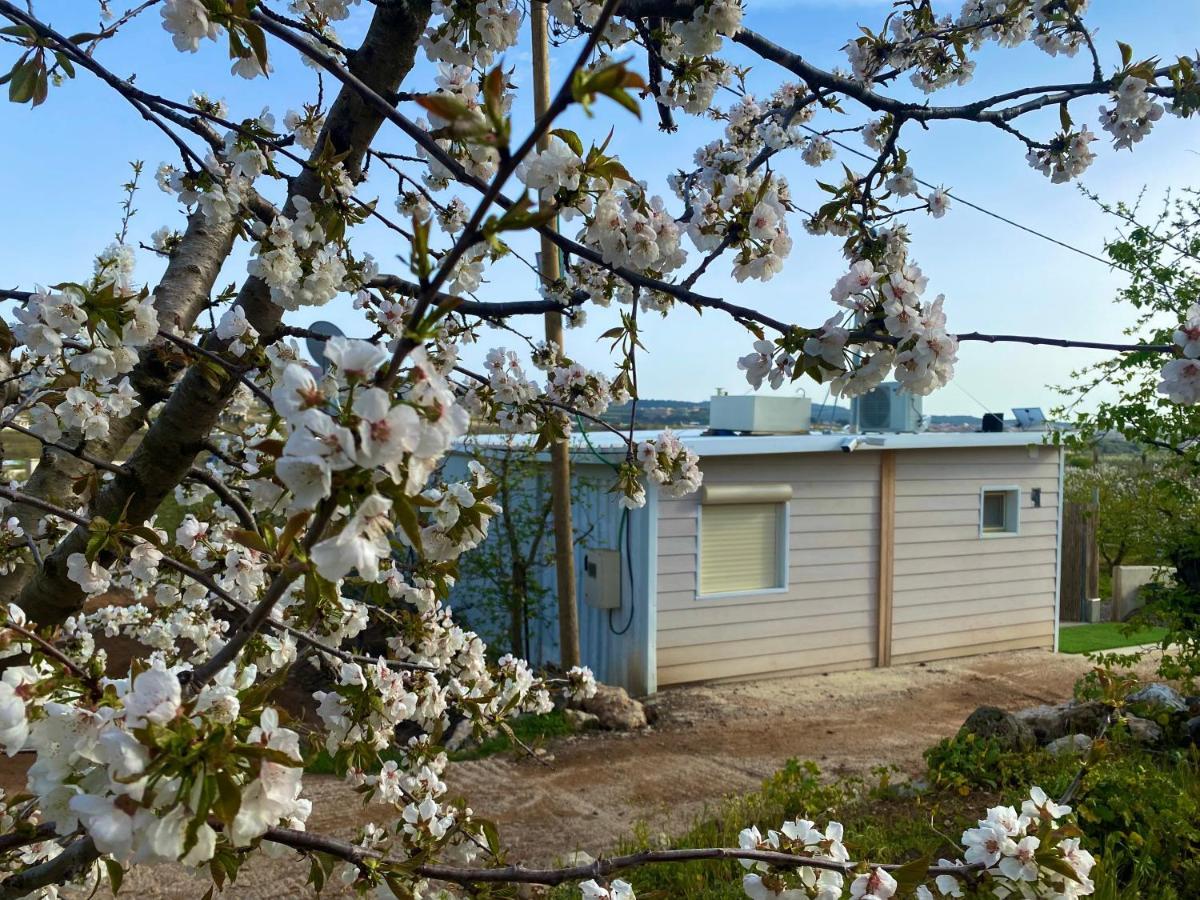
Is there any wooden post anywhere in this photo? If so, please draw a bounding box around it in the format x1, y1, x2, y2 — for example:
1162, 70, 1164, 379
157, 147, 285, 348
877, 450, 895, 667
531, 0, 580, 668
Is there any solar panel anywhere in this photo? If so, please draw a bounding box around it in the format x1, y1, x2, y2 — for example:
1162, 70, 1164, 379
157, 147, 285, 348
1011, 407, 1046, 429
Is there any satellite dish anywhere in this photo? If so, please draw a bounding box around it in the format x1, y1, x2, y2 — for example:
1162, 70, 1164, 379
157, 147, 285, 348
306, 320, 345, 372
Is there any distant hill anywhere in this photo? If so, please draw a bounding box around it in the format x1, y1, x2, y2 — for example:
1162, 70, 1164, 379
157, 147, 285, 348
601, 399, 986, 431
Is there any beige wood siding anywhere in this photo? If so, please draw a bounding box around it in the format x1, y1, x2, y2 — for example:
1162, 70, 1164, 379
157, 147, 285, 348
655, 443, 1061, 686
890, 445, 1059, 665
656, 453, 880, 685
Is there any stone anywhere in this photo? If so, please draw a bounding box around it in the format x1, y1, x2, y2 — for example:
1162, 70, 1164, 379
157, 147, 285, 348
1128, 683, 1188, 715
1125, 715, 1164, 746
444, 718, 474, 752
580, 684, 648, 731
1187, 715, 1200, 745
1046, 733, 1093, 756
1015, 700, 1107, 745
563, 851, 595, 867
961, 706, 1036, 753
563, 708, 601, 730
893, 776, 930, 798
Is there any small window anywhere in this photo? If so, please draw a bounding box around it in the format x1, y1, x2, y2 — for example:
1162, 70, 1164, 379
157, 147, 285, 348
980, 487, 1020, 536
699, 502, 787, 596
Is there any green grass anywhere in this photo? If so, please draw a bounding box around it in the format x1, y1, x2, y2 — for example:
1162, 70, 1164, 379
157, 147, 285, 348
449, 708, 576, 762
1059, 622, 1169, 654
305, 710, 576, 774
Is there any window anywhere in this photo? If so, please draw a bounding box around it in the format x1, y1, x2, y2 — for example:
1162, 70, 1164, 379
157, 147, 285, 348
697, 483, 791, 597
980, 486, 1020, 536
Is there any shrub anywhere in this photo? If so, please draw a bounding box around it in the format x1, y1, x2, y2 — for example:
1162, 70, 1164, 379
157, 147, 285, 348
551, 738, 1200, 899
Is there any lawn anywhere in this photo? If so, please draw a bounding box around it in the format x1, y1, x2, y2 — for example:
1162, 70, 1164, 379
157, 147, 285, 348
1059, 622, 1168, 654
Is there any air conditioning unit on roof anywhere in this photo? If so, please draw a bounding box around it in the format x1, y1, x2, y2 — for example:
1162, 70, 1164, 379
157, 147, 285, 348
852, 382, 925, 433
709, 395, 811, 434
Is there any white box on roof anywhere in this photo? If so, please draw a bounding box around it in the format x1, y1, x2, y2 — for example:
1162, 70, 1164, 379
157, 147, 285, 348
709, 394, 811, 434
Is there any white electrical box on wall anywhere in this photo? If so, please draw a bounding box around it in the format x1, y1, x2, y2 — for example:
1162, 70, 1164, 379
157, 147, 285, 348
583, 549, 621, 609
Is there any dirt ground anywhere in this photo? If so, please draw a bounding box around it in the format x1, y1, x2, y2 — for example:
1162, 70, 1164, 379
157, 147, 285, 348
76, 647, 1146, 897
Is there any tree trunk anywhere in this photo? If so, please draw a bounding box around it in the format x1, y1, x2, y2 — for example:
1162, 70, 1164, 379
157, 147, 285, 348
510, 562, 528, 659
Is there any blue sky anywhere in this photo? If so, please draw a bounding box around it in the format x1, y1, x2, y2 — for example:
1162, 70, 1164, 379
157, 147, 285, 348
2, 1, 1199, 416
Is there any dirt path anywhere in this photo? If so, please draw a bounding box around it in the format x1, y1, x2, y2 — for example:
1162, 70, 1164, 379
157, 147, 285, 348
109, 648, 1133, 897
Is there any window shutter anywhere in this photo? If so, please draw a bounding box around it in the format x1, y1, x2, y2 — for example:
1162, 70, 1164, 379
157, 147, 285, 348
982, 491, 1007, 531
700, 503, 782, 595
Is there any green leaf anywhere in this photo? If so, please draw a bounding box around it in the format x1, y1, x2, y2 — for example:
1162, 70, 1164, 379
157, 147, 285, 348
605, 86, 641, 118
213, 770, 242, 822
1036, 849, 1082, 884
394, 496, 423, 553
230, 528, 270, 554
277, 509, 312, 559
241, 22, 270, 75
8, 59, 37, 104
53, 51, 76, 79
241, 745, 305, 767
487, 196, 558, 236
890, 854, 932, 894
411, 215, 432, 279
1118, 41, 1134, 68
1059, 102, 1073, 132
103, 858, 124, 894
414, 93, 472, 122
127, 525, 164, 548
550, 128, 583, 156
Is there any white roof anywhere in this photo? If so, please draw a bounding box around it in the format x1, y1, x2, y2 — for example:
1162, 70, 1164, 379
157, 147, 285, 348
458, 429, 1058, 462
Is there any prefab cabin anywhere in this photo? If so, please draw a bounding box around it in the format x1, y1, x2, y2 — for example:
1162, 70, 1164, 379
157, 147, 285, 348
447, 424, 1064, 696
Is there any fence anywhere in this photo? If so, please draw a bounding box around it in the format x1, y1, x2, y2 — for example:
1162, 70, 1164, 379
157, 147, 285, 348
1058, 500, 1099, 622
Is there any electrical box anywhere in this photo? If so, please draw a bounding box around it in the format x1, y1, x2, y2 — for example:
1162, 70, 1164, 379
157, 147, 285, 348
583, 549, 621, 610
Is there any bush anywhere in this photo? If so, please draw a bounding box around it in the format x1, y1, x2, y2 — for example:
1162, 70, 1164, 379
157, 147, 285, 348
925, 729, 1200, 898
549, 738, 1200, 899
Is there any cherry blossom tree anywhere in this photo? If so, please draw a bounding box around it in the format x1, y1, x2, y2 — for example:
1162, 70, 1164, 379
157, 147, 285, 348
0, 0, 1196, 896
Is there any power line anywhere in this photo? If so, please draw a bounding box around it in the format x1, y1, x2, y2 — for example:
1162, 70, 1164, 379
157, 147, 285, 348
951, 378, 994, 415
811, 127, 1119, 270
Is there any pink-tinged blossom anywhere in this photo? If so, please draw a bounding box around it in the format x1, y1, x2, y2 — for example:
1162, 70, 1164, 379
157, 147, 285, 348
123, 667, 182, 729
1158, 357, 1200, 404
310, 493, 395, 582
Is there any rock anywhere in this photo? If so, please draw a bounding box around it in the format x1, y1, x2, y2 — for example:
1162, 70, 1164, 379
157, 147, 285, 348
1128, 683, 1188, 715
1125, 715, 1164, 745
580, 684, 648, 731
893, 776, 930, 798
563, 850, 595, 867
1015, 700, 1107, 745
1187, 715, 1200, 745
517, 885, 549, 899
444, 718, 474, 752
961, 706, 1036, 753
1046, 733, 1093, 756
563, 708, 601, 730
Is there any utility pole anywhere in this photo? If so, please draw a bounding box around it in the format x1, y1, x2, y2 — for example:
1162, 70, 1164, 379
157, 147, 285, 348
531, 0, 580, 669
